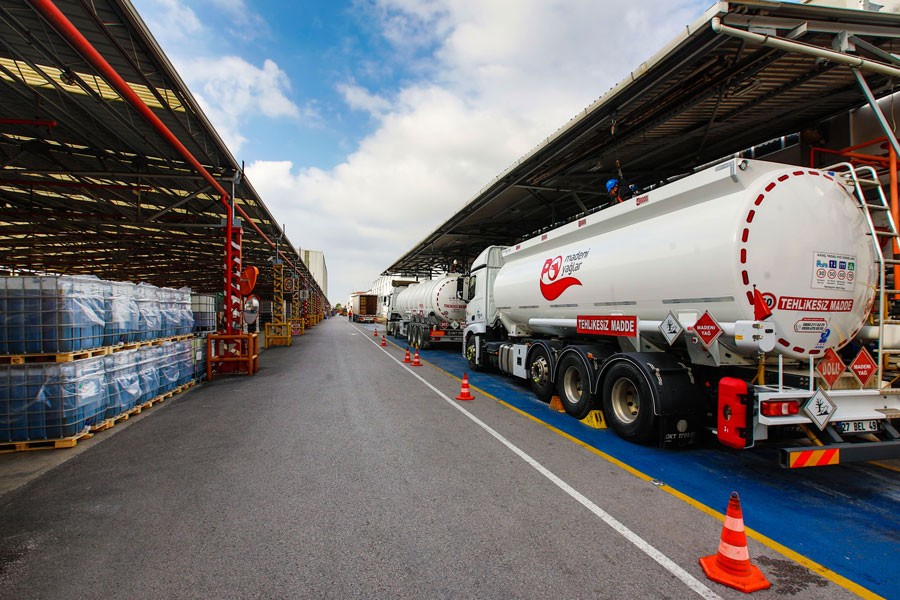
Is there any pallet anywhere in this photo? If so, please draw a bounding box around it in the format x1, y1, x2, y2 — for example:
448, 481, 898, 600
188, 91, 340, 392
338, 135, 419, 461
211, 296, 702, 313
90, 404, 141, 432
90, 380, 196, 432
111, 334, 196, 353
0, 429, 93, 453
0, 347, 112, 364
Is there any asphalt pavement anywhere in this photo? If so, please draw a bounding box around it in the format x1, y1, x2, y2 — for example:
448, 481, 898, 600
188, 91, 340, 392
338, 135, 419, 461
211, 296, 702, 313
0, 318, 864, 599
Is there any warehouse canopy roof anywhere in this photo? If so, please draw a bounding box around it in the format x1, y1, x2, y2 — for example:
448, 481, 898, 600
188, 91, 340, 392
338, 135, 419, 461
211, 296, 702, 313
385, 0, 900, 276
0, 1, 325, 301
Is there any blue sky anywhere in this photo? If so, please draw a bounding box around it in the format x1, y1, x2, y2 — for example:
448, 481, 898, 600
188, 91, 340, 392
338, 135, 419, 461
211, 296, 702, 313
131, 0, 713, 305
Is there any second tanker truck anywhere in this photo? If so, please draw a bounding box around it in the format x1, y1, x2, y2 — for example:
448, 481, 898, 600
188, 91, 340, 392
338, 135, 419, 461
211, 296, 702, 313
387, 274, 467, 348
461, 158, 900, 467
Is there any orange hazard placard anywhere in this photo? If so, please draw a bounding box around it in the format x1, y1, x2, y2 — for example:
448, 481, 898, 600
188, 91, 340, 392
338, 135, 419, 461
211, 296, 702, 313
815, 348, 845, 389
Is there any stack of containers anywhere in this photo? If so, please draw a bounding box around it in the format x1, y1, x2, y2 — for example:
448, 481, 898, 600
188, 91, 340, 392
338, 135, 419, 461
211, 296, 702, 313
103, 349, 140, 419
104, 280, 139, 346
1, 276, 201, 442
0, 276, 107, 354
135, 283, 161, 341
0, 357, 107, 442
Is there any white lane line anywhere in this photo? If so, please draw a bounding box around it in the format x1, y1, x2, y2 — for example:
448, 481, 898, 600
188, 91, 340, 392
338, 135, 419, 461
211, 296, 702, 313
362, 329, 723, 600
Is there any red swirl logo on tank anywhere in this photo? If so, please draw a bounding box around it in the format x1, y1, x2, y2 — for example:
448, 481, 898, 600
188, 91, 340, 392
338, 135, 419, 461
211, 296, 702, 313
540, 256, 582, 301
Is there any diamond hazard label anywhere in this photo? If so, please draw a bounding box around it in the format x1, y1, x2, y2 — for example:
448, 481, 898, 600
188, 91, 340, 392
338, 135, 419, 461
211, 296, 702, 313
815, 348, 845, 389
692, 311, 722, 349
849, 348, 877, 387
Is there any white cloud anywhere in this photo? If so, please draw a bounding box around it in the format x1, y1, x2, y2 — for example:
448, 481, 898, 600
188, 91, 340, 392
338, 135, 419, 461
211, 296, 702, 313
337, 83, 393, 117
176, 56, 310, 153
132, 0, 708, 304
136, 0, 203, 43
251, 0, 707, 304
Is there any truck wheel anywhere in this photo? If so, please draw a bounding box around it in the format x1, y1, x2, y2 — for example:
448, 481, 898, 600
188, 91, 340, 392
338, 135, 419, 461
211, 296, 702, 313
601, 362, 656, 443
465, 336, 480, 371
528, 346, 554, 402
557, 355, 593, 420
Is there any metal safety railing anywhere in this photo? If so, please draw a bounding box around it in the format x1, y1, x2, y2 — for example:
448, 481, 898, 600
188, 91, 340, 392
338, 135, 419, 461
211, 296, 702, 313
826, 161, 897, 387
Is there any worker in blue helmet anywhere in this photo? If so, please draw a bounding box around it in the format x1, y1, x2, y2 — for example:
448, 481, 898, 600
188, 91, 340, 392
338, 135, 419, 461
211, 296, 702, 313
605, 178, 638, 204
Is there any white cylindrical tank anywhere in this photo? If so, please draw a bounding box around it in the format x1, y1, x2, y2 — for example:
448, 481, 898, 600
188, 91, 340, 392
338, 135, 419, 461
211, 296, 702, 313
395, 275, 467, 322
492, 159, 877, 360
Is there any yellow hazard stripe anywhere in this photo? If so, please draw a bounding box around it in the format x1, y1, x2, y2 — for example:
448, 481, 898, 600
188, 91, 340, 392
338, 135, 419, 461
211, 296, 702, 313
427, 365, 884, 600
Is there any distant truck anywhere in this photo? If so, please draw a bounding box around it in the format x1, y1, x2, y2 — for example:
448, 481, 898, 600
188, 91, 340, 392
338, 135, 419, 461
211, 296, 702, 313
387, 274, 466, 348
461, 158, 900, 467
349, 293, 378, 323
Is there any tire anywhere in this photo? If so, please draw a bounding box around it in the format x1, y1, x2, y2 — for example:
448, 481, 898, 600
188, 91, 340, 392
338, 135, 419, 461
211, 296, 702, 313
557, 354, 594, 419
601, 361, 657, 443
465, 335, 480, 371
411, 325, 421, 349
527, 345, 555, 402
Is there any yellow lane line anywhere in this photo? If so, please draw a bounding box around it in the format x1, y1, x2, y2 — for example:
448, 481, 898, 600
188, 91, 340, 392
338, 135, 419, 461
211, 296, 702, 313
422, 359, 883, 600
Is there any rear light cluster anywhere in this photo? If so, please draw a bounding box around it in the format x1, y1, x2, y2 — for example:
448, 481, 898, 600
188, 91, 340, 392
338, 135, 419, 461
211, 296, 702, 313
760, 400, 800, 416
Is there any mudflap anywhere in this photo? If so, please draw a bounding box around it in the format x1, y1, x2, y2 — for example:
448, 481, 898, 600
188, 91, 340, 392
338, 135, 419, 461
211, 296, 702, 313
658, 413, 704, 448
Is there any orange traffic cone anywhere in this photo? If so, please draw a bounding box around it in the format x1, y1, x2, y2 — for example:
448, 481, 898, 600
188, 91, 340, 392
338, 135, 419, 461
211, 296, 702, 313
381, 335, 387, 347
412, 349, 422, 367
456, 373, 475, 401
373, 328, 379, 337
699, 492, 771, 593
403, 347, 411, 363
549, 396, 565, 412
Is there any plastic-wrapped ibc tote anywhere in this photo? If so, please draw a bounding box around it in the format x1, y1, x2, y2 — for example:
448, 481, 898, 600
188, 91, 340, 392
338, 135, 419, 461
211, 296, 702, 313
136, 283, 161, 342
104, 280, 139, 346
103, 350, 141, 419
174, 339, 192, 387
52, 357, 107, 438
0, 357, 107, 442
1, 277, 27, 355
136, 345, 161, 405
158, 342, 179, 394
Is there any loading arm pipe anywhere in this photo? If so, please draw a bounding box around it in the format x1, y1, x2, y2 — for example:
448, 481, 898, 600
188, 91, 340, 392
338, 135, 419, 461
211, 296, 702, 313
710, 17, 900, 79
26, 0, 230, 203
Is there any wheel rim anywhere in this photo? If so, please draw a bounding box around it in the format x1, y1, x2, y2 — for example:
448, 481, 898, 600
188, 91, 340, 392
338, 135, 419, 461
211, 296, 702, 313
530, 354, 550, 387
466, 339, 476, 363
562, 366, 583, 402
609, 377, 639, 425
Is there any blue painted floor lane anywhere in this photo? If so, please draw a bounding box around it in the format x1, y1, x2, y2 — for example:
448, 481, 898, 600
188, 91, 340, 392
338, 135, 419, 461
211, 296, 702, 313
397, 339, 900, 599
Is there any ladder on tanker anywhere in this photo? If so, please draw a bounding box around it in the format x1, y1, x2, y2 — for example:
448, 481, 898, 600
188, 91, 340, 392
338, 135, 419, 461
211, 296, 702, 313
827, 162, 900, 386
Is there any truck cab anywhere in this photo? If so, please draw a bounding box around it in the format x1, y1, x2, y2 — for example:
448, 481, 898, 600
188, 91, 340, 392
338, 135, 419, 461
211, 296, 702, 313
463, 246, 506, 366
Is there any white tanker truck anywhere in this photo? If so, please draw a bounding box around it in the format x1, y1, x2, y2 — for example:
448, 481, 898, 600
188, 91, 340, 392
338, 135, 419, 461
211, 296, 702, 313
387, 274, 467, 349
462, 158, 900, 467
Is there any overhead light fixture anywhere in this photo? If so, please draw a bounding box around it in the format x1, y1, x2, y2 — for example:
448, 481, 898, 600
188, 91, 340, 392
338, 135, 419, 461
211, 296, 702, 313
60, 68, 76, 86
